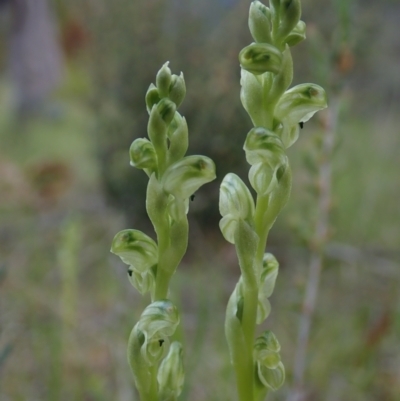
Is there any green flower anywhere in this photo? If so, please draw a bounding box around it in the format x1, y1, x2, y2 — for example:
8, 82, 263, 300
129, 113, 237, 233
162, 155, 216, 200
239, 43, 282, 75
254, 331, 285, 391
158, 341, 185, 400
134, 300, 180, 365
111, 229, 158, 273
130, 138, 157, 172
219, 173, 255, 244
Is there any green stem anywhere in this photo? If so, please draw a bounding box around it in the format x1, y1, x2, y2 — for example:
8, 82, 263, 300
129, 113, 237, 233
254, 194, 270, 265
147, 364, 159, 401
239, 288, 258, 401
154, 223, 172, 301
236, 360, 255, 401
156, 142, 168, 178
154, 267, 171, 301
234, 194, 271, 401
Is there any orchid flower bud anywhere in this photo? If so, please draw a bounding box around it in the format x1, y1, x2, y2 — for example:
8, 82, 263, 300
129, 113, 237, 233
134, 300, 180, 365
277, 0, 301, 40
145, 83, 161, 114
220, 173, 255, 221
285, 20, 306, 47
156, 62, 172, 98
162, 155, 216, 200
274, 83, 328, 127
219, 173, 256, 244
157, 98, 176, 126
130, 138, 157, 172
255, 331, 285, 391
126, 266, 156, 295
157, 341, 185, 400
257, 253, 279, 323
111, 229, 158, 273
254, 330, 281, 369
168, 72, 186, 108
167, 113, 189, 164
244, 127, 286, 168
249, 1, 272, 44
275, 120, 300, 148
239, 43, 282, 75
249, 157, 288, 196
148, 103, 167, 149
261, 253, 279, 297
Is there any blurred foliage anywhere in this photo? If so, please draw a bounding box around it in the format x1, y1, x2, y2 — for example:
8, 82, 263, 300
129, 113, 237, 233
0, 0, 400, 400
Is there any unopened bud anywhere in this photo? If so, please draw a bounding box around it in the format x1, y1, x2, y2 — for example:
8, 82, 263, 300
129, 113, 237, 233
255, 331, 285, 391
249, 162, 278, 196
244, 127, 286, 168
239, 43, 282, 75
220, 173, 255, 221
145, 83, 161, 114
167, 114, 189, 164
138, 300, 180, 342
157, 342, 185, 400
135, 300, 180, 365
162, 155, 216, 200
219, 174, 256, 245
111, 229, 158, 273
249, 1, 272, 44
254, 331, 281, 368
285, 20, 306, 47
157, 98, 176, 126
257, 253, 279, 323
278, 0, 301, 40
168, 72, 186, 108
156, 62, 172, 98
129, 138, 157, 171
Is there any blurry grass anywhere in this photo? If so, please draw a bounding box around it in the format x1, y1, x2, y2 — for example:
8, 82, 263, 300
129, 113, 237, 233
285, 111, 400, 250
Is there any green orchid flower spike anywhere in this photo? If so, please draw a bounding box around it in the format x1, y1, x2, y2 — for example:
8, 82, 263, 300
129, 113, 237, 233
111, 63, 216, 401
220, 1, 327, 401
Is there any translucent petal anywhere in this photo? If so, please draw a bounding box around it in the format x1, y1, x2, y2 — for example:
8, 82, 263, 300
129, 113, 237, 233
219, 173, 255, 220
219, 214, 237, 244
239, 43, 282, 75
257, 361, 285, 391
158, 341, 185, 399
130, 138, 157, 171
162, 155, 216, 200
244, 127, 286, 167
274, 83, 327, 127
111, 229, 158, 273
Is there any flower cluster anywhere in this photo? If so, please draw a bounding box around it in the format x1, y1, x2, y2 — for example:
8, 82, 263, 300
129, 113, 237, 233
112, 63, 216, 299
111, 64, 216, 401
220, 1, 327, 399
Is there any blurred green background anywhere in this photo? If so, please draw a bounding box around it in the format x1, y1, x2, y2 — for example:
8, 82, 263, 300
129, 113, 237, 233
0, 0, 399, 400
